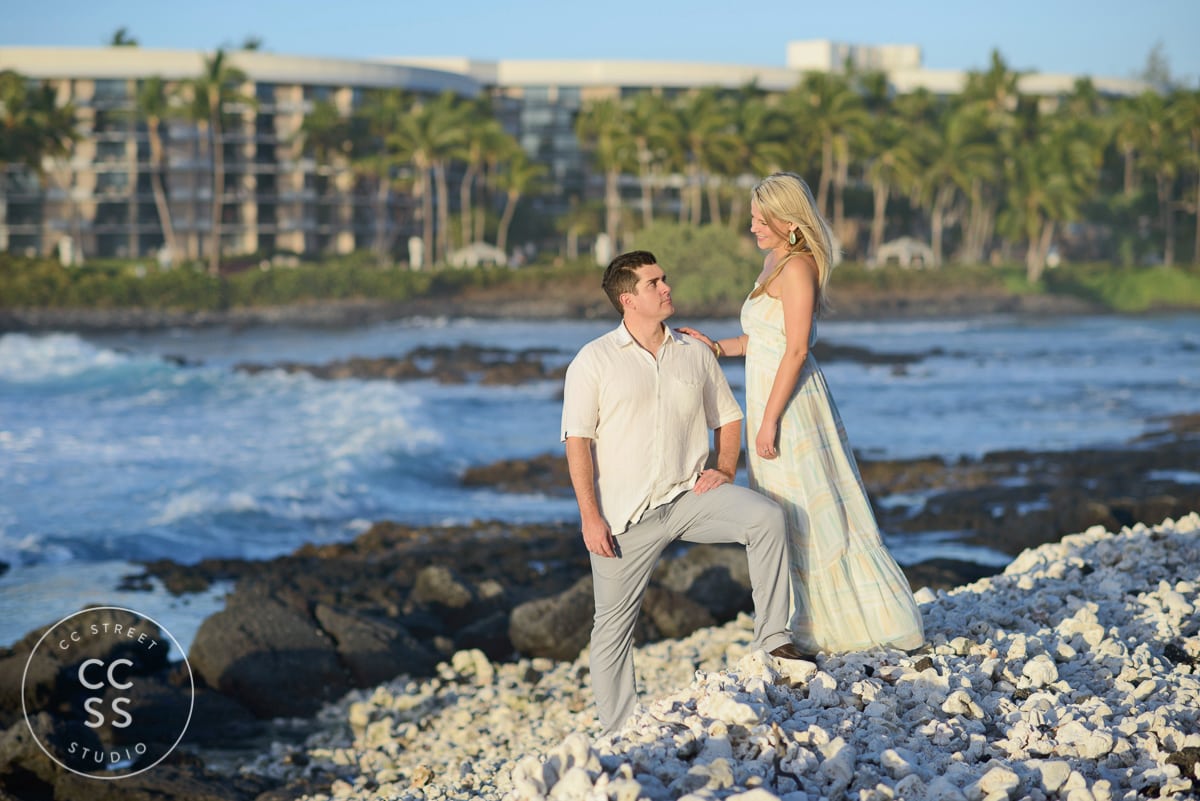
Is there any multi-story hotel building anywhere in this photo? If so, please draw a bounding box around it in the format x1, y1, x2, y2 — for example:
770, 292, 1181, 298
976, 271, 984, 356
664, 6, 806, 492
0, 42, 1146, 263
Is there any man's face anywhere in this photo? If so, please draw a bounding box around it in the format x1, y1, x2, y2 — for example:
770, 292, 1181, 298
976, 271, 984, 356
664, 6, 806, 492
624, 264, 674, 322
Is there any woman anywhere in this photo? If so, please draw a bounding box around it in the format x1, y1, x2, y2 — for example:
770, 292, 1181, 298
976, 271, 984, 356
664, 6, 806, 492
680, 172, 924, 656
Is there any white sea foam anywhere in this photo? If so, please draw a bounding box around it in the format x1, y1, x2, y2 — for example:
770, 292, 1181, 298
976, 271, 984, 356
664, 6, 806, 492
0, 332, 130, 381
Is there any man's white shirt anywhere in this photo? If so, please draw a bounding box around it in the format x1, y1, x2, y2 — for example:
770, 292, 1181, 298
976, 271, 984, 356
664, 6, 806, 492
561, 323, 743, 535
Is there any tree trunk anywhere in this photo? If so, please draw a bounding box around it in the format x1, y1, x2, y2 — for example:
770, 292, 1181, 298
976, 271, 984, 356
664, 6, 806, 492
1122, 146, 1136, 197
188, 122, 204, 260
434, 160, 451, 265
818, 138, 833, 219
476, 161, 491, 245
147, 117, 180, 263
962, 180, 984, 264
728, 194, 744, 232
930, 185, 954, 267
375, 175, 390, 259
1158, 173, 1175, 267
1025, 209, 1046, 283
207, 98, 223, 277
869, 179, 888, 263
0, 173, 8, 254
1037, 220, 1055, 272
459, 163, 477, 249
833, 136, 848, 232
705, 179, 722, 227
566, 225, 578, 260
497, 190, 518, 255
421, 167, 434, 268
1194, 170, 1200, 265
605, 168, 621, 248
638, 147, 653, 228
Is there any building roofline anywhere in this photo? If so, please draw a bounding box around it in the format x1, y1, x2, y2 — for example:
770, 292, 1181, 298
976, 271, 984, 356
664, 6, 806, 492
0, 44, 1151, 99
0, 46, 483, 96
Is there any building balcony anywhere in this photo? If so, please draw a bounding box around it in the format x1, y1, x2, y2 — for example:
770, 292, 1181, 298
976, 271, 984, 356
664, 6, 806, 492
1, 223, 43, 234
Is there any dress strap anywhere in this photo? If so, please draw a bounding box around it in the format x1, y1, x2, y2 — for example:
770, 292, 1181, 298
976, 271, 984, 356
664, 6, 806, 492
749, 251, 798, 299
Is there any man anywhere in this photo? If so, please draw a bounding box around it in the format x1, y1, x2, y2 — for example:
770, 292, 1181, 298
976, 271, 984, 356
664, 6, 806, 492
561, 250, 810, 735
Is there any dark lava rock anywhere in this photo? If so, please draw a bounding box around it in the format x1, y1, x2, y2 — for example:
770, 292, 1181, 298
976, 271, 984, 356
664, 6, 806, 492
313, 603, 438, 686
0, 607, 173, 731
640, 586, 717, 640
652, 544, 753, 621
509, 575, 596, 662
901, 558, 1001, 593
188, 588, 351, 719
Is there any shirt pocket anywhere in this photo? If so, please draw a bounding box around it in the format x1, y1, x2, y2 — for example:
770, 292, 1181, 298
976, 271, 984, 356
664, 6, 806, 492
662, 369, 705, 422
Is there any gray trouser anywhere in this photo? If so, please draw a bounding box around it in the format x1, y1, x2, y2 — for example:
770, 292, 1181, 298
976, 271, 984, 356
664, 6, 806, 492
588, 483, 791, 734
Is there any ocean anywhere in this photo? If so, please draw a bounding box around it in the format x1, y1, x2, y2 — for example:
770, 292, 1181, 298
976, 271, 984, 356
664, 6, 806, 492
2, 312, 1197, 654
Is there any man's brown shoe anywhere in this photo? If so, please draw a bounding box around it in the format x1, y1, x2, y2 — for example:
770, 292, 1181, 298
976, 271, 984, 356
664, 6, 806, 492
770, 643, 817, 662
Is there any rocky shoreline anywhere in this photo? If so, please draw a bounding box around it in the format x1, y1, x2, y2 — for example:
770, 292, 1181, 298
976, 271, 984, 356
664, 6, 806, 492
8, 515, 1192, 800
2, 409, 1195, 798
2, 318, 1197, 800
0, 281, 1107, 334
258, 514, 1196, 801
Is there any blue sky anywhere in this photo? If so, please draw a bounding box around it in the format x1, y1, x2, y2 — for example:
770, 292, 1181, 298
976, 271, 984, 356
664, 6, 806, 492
2, 0, 1197, 85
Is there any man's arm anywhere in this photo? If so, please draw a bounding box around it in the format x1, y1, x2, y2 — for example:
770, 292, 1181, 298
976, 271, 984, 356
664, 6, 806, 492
694, 418, 741, 494
565, 436, 617, 558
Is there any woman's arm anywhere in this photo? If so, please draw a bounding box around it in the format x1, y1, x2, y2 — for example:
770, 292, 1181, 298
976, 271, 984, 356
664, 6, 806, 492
677, 328, 749, 359
756, 256, 818, 459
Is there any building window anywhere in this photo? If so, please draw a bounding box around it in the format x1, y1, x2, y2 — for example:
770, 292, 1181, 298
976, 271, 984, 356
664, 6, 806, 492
558, 87, 581, 107
304, 85, 333, 102
95, 172, 130, 196
96, 141, 128, 163
93, 79, 130, 104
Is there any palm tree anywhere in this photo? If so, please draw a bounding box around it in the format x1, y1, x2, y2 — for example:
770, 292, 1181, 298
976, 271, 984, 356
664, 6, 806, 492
673, 88, 739, 226
624, 90, 680, 229
297, 98, 352, 254
863, 112, 920, 262
134, 76, 181, 263
1111, 95, 1151, 199
0, 71, 78, 254
495, 149, 546, 257
188, 49, 252, 275
1170, 88, 1200, 264
351, 88, 409, 262
109, 28, 138, 47
388, 91, 467, 267
454, 99, 506, 248
576, 97, 635, 247
1000, 101, 1098, 281
555, 195, 601, 261
728, 85, 791, 228
736, 88, 791, 178
1136, 90, 1184, 266
947, 102, 1003, 265
783, 72, 868, 224
916, 104, 994, 266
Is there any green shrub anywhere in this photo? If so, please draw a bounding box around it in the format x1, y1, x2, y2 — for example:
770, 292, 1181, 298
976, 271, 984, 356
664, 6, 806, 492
4, 246, 1199, 315
1044, 263, 1200, 312
626, 222, 759, 314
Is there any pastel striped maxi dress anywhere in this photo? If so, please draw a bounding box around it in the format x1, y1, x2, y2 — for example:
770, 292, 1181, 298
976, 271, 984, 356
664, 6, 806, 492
742, 290, 925, 654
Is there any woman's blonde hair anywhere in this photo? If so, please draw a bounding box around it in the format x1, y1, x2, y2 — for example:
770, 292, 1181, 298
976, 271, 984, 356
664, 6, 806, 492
751, 172, 839, 314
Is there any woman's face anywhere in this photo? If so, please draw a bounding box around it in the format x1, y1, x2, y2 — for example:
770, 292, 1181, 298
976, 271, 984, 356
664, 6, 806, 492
750, 200, 787, 252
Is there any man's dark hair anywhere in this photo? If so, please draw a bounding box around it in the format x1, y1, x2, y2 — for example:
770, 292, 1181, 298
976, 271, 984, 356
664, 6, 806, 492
601, 250, 658, 315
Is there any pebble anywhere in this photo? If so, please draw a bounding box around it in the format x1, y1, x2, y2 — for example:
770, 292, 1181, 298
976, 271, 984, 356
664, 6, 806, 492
240, 513, 1200, 801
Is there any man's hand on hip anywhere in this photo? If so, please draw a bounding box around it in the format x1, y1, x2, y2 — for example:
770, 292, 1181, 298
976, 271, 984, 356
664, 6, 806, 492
693, 468, 733, 495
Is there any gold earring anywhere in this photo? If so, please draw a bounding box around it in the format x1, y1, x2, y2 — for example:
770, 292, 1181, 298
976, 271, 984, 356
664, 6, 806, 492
788, 230, 797, 246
